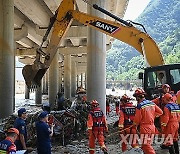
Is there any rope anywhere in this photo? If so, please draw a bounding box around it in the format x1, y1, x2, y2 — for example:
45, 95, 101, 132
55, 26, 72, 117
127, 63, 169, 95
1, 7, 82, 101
106, 125, 134, 138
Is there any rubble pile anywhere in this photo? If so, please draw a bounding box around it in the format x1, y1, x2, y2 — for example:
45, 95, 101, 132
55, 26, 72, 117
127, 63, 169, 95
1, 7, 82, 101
1, 98, 91, 148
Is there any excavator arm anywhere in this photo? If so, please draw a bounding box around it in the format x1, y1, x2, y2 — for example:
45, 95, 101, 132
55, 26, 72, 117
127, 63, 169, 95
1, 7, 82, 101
70, 10, 164, 66
22, 0, 164, 88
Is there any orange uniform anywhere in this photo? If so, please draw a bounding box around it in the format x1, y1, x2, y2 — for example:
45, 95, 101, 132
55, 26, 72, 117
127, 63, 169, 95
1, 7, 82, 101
118, 102, 137, 152
161, 102, 180, 146
152, 92, 177, 135
87, 107, 108, 154
152, 84, 177, 110
134, 99, 163, 154
152, 92, 177, 109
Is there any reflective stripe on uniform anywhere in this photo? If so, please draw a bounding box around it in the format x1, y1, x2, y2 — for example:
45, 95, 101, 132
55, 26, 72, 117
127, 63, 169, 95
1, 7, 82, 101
141, 104, 155, 109
118, 124, 124, 128
89, 148, 95, 151
161, 122, 167, 126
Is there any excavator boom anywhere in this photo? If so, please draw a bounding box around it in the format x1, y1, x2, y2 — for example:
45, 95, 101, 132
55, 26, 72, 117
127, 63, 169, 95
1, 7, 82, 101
22, 0, 164, 88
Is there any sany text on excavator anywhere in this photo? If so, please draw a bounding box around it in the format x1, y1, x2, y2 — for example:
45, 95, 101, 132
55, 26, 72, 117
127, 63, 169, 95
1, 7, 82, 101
22, 0, 180, 98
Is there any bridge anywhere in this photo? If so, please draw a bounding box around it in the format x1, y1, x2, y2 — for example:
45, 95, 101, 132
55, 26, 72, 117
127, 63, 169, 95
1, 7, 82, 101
0, 0, 130, 118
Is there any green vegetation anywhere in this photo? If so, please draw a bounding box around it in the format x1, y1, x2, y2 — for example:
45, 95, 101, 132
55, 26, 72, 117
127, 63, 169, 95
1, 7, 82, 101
106, 0, 180, 80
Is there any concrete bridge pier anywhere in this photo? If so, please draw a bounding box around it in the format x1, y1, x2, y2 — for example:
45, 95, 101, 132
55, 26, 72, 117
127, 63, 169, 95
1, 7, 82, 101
0, 0, 14, 118
45, 71, 49, 94
64, 54, 71, 99
42, 73, 47, 95
71, 60, 77, 97
81, 73, 83, 88
35, 83, 42, 105
49, 53, 59, 108
58, 65, 63, 93
87, 0, 106, 114
85, 73, 87, 90
77, 74, 79, 88
25, 85, 30, 99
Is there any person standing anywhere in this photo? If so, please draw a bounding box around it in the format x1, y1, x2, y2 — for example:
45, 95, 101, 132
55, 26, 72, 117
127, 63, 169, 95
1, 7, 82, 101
14, 108, 27, 151
36, 111, 54, 154
152, 84, 176, 109
152, 84, 177, 149
118, 94, 138, 152
161, 93, 180, 154
87, 100, 108, 154
133, 88, 163, 154
0, 128, 19, 154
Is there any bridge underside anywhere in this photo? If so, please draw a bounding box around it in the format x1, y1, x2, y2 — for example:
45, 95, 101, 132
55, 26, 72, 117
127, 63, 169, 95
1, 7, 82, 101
0, 0, 130, 118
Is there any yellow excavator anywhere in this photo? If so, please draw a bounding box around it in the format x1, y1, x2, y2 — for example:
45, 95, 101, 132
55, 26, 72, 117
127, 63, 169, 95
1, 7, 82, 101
22, 0, 180, 98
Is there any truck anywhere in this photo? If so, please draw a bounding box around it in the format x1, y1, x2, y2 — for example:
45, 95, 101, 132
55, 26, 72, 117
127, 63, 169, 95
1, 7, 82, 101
22, 0, 180, 99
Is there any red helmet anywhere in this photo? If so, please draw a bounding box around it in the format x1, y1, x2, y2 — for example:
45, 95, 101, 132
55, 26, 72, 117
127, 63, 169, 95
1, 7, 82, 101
91, 100, 99, 106
162, 84, 170, 89
121, 94, 130, 101
7, 128, 19, 135
133, 88, 146, 97
163, 93, 173, 101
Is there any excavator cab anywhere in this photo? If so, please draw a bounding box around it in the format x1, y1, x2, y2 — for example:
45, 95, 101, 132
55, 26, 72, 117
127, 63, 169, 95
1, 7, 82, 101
139, 64, 180, 99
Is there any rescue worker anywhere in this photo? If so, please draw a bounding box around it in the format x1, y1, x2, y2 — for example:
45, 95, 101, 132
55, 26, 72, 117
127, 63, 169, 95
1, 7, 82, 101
160, 93, 180, 154
118, 94, 138, 152
36, 111, 54, 154
0, 128, 19, 154
133, 88, 163, 154
14, 108, 27, 151
152, 84, 176, 109
87, 100, 108, 154
152, 84, 177, 149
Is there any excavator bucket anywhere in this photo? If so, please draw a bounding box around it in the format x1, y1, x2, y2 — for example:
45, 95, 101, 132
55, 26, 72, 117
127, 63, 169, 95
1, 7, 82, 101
22, 64, 47, 88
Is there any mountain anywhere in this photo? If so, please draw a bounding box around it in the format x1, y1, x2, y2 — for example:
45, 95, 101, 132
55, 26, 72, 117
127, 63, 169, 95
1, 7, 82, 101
106, 0, 180, 80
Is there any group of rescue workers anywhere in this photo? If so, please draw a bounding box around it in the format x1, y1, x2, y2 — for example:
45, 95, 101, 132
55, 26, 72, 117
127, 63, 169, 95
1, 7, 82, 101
0, 108, 54, 154
0, 84, 179, 154
87, 84, 180, 154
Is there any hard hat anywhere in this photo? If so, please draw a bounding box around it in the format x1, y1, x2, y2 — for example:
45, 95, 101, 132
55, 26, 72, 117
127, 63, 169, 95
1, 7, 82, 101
91, 100, 99, 106
163, 93, 173, 101
38, 111, 49, 119
18, 108, 27, 117
7, 128, 19, 136
133, 88, 146, 97
162, 84, 170, 89
121, 94, 130, 101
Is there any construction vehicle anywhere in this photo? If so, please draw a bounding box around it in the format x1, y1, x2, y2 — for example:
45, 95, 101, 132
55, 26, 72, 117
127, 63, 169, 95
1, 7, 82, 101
22, 0, 180, 99
139, 64, 180, 99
